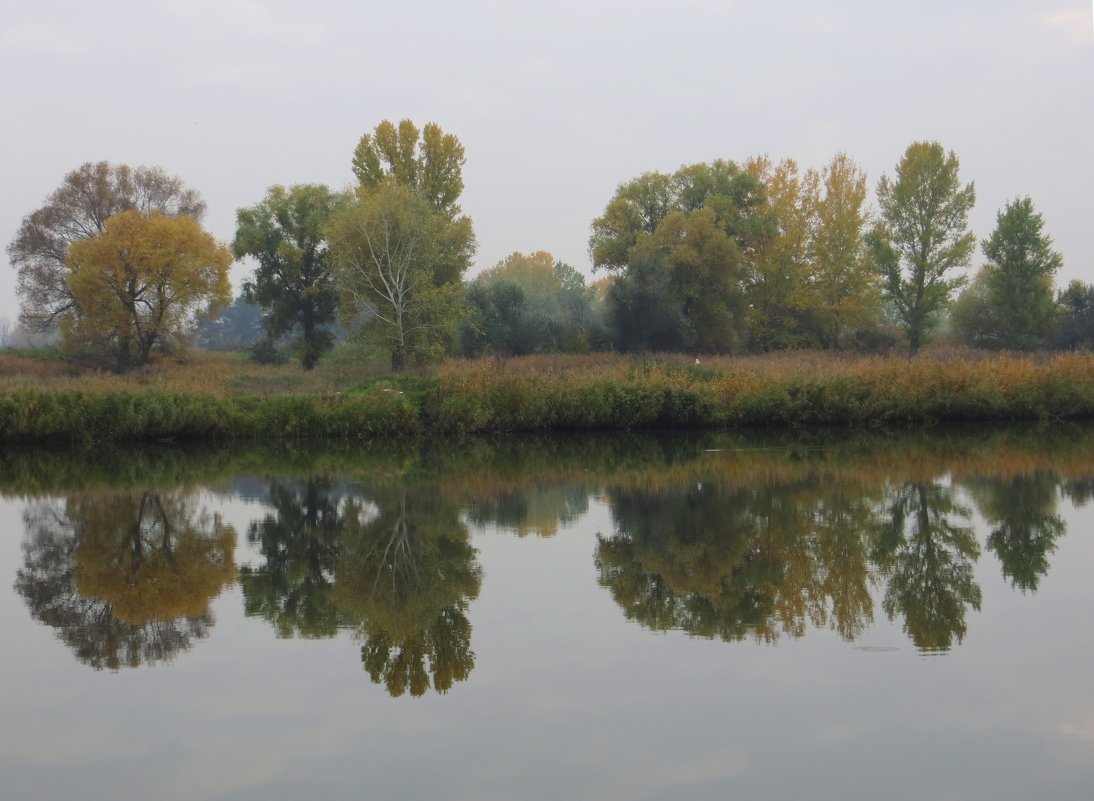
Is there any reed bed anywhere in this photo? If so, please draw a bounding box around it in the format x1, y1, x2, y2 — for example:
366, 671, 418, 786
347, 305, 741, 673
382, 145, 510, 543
1, 348, 1093, 442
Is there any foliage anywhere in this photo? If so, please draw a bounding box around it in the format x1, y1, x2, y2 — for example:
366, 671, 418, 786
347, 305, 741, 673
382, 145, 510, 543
874, 482, 981, 650
234, 184, 343, 370
590, 161, 768, 353
240, 478, 350, 638
742, 157, 819, 350
63, 211, 232, 369
462, 252, 602, 356
869, 142, 976, 356
194, 292, 268, 350
810, 153, 881, 348
352, 119, 466, 216
14, 491, 234, 669
333, 485, 482, 696
329, 184, 474, 370
7, 161, 205, 331
955, 197, 1062, 350
1055, 280, 1094, 350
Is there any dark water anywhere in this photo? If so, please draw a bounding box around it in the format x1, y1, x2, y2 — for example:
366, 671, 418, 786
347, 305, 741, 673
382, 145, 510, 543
2, 426, 1093, 800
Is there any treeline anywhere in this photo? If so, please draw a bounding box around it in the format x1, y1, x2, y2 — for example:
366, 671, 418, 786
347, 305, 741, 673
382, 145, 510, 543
6, 123, 1090, 372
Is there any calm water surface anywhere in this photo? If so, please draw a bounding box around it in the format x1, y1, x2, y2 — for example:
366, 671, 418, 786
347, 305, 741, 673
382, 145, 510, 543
2, 426, 1093, 800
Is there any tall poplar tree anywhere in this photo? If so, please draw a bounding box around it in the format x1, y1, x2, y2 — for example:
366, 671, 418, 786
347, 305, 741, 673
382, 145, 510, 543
869, 142, 976, 356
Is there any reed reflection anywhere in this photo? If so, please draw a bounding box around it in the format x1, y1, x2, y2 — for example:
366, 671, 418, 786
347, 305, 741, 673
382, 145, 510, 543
14, 492, 235, 669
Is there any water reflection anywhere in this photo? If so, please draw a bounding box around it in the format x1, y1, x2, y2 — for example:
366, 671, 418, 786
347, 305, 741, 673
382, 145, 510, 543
14, 491, 235, 669
875, 482, 981, 650
970, 472, 1066, 592
7, 426, 1094, 683
239, 479, 348, 638
240, 478, 481, 697
332, 485, 480, 697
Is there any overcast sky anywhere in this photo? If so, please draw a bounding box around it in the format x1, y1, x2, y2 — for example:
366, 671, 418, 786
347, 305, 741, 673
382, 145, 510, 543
1, 0, 1091, 330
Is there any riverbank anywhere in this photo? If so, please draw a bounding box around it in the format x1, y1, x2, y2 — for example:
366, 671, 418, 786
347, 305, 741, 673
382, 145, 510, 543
2, 350, 1093, 443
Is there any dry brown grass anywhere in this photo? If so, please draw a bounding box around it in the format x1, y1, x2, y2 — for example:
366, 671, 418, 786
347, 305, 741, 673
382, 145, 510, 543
0, 350, 383, 396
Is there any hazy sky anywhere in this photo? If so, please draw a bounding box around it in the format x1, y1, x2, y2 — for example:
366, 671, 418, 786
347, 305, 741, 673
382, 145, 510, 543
1, 0, 1091, 330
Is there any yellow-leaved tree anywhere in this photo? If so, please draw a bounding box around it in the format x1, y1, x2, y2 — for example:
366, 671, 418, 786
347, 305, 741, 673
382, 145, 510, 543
64, 210, 232, 368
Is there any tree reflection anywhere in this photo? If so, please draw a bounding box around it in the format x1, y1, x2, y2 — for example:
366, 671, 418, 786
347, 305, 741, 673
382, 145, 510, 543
333, 486, 481, 697
596, 476, 879, 643
874, 483, 981, 651
239, 478, 351, 637
968, 472, 1065, 592
467, 483, 589, 537
14, 492, 235, 669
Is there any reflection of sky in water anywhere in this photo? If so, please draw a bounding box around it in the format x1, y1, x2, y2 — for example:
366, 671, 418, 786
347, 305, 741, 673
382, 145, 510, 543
1, 466, 1093, 800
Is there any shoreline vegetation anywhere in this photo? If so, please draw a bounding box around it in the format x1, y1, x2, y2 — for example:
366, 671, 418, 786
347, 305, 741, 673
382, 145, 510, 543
2, 349, 1094, 444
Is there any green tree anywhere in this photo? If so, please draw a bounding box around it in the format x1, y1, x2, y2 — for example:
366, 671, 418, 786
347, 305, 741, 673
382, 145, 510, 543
63, 211, 232, 369
233, 184, 342, 370
869, 142, 976, 356
7, 161, 206, 332
1055, 280, 1094, 350
464, 251, 601, 355
979, 197, 1062, 349
329, 184, 474, 370
968, 473, 1066, 592
590, 161, 766, 353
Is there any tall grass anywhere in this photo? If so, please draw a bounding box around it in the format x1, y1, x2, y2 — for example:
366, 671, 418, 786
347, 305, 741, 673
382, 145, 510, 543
3, 348, 1094, 442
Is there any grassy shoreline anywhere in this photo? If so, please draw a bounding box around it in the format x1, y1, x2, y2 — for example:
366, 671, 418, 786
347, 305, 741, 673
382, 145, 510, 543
2, 350, 1094, 443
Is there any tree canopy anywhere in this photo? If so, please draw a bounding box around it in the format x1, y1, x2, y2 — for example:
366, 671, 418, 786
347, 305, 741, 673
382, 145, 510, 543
329, 183, 474, 369
869, 142, 976, 356
63, 211, 232, 368
7, 161, 206, 332
352, 119, 466, 215
233, 184, 342, 369
590, 160, 768, 352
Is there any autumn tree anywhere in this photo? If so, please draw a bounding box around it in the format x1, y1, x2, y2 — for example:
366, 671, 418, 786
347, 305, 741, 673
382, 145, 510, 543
332, 121, 475, 370
810, 153, 880, 348
329, 184, 474, 370
7, 161, 206, 331
742, 157, 818, 350
233, 184, 342, 369
352, 119, 466, 216
868, 142, 976, 356
63, 211, 232, 368
590, 161, 768, 352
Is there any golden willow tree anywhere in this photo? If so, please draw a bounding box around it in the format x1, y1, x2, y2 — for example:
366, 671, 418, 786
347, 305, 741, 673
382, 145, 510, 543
7, 161, 206, 332
64, 211, 232, 368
